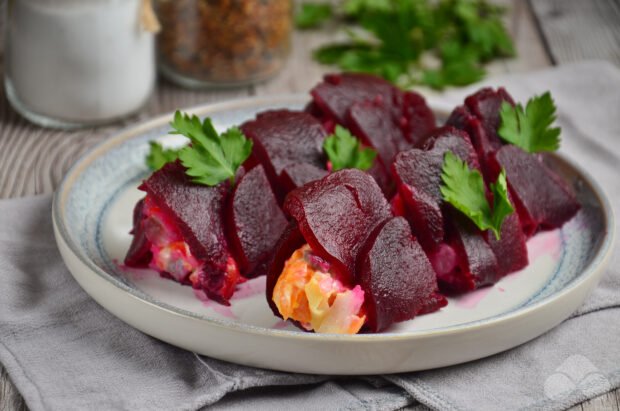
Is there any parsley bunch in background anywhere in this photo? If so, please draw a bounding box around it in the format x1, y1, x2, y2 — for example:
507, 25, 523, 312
296, 0, 514, 89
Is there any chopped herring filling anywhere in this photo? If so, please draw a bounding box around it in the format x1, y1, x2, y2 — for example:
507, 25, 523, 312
142, 196, 201, 282
272, 244, 366, 334
140, 195, 242, 301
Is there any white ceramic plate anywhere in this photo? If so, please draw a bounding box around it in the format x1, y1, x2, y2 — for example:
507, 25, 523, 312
53, 95, 614, 375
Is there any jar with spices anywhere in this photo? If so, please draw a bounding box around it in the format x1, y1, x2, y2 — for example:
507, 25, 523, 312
4, 0, 159, 129
155, 0, 292, 88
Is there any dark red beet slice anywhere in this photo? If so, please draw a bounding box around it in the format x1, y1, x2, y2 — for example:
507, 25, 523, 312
489, 145, 580, 236
445, 104, 471, 130
124, 199, 152, 267
367, 160, 394, 197
308, 73, 435, 194
447, 105, 497, 171
426, 129, 480, 165
356, 217, 447, 332
323, 95, 396, 194
279, 163, 328, 194
485, 208, 529, 276
348, 98, 407, 167
227, 166, 288, 278
390, 193, 406, 217
395, 90, 436, 147
266, 223, 306, 318
240, 110, 327, 197
284, 169, 391, 283
310, 73, 396, 125
305, 101, 336, 133
464, 87, 515, 148
437, 211, 501, 294
304, 101, 322, 117
392, 127, 478, 252
139, 161, 237, 304
310, 73, 435, 150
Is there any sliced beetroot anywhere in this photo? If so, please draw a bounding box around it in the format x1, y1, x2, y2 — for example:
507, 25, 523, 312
464, 87, 515, 148
304, 101, 322, 117
348, 98, 407, 166
284, 169, 391, 283
367, 160, 394, 197
328, 96, 396, 194
489, 145, 580, 236
447, 105, 497, 170
139, 161, 237, 304
279, 163, 328, 194
310, 73, 396, 125
485, 209, 529, 276
305, 101, 336, 133
437, 211, 501, 294
395, 90, 436, 147
356, 217, 447, 332
240, 110, 327, 197
390, 192, 406, 217
427, 128, 480, 165
395, 180, 443, 252
392, 127, 478, 252
227, 166, 288, 278
310, 73, 435, 150
445, 104, 472, 130
266, 223, 306, 318
124, 199, 152, 267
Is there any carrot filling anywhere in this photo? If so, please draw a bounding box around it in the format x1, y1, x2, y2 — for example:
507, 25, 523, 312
272, 244, 366, 334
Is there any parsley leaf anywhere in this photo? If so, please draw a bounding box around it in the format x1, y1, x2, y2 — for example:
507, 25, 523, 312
489, 170, 514, 234
422, 58, 485, 90
344, 0, 392, 15
145, 141, 182, 171
295, 3, 333, 29
452, 0, 514, 60
440, 151, 514, 240
306, 0, 514, 89
170, 111, 253, 186
498, 92, 561, 153
323, 125, 377, 171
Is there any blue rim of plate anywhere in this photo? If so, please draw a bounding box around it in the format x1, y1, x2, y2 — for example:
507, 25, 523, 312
52, 94, 616, 342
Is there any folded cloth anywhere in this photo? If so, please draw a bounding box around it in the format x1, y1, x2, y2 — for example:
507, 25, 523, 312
1, 61, 619, 411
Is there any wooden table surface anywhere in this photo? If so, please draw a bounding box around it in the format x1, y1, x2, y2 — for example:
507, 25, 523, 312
1, 0, 619, 409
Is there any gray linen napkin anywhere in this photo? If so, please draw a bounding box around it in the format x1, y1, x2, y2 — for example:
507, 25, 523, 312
1, 61, 619, 411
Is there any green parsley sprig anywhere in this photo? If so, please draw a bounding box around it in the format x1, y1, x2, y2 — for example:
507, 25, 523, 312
169, 111, 252, 186
440, 151, 514, 239
498, 92, 561, 153
323, 125, 377, 171
295, 3, 333, 29
145, 141, 182, 171
298, 0, 514, 89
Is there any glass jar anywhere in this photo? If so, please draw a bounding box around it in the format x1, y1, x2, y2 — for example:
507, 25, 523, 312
4, 0, 157, 129
154, 0, 292, 88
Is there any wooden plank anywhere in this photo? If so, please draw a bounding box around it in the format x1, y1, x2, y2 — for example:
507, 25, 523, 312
0, 367, 26, 411
582, 390, 620, 411
484, 0, 553, 76
530, 0, 620, 65
568, 389, 620, 411
504, 0, 554, 72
